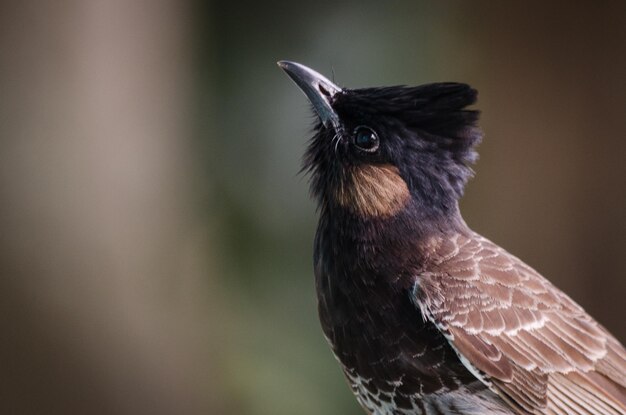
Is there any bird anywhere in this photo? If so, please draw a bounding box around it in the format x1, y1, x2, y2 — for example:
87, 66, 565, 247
277, 60, 626, 415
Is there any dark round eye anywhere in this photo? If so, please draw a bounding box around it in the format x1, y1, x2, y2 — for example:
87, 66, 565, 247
353, 126, 379, 152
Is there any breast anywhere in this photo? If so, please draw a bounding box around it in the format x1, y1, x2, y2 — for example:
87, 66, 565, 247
315, 259, 511, 414
314, 236, 475, 394
311, 210, 506, 413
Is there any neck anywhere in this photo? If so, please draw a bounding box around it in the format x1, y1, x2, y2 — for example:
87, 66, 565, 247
315, 200, 468, 291
320, 196, 467, 250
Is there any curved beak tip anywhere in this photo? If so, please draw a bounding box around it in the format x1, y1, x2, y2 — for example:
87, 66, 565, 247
276, 60, 341, 129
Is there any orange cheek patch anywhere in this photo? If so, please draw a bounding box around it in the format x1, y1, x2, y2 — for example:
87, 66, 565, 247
335, 165, 410, 217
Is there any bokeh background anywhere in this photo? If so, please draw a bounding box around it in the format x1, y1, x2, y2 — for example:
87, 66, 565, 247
1, 1, 625, 414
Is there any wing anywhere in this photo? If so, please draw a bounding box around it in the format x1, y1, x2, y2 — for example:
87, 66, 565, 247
413, 233, 626, 414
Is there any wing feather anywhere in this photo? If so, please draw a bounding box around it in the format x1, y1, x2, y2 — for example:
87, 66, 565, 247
414, 233, 626, 413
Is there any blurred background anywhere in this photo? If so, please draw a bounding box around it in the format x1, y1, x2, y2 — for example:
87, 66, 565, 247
1, 1, 625, 414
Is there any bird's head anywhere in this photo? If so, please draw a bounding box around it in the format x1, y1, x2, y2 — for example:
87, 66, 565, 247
279, 61, 482, 223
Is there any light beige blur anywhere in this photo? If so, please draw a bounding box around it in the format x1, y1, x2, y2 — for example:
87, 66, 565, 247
0, 1, 221, 414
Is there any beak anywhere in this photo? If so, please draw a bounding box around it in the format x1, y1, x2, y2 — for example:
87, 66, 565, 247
277, 60, 341, 129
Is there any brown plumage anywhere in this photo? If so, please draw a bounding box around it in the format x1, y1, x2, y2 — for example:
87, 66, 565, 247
335, 164, 410, 217
415, 233, 626, 414
278, 61, 626, 414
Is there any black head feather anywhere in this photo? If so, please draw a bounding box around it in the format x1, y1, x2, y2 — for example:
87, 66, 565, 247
303, 82, 482, 222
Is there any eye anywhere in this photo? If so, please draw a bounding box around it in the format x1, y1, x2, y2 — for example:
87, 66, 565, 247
353, 126, 379, 152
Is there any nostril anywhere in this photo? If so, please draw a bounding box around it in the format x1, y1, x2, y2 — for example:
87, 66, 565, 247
318, 84, 331, 97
